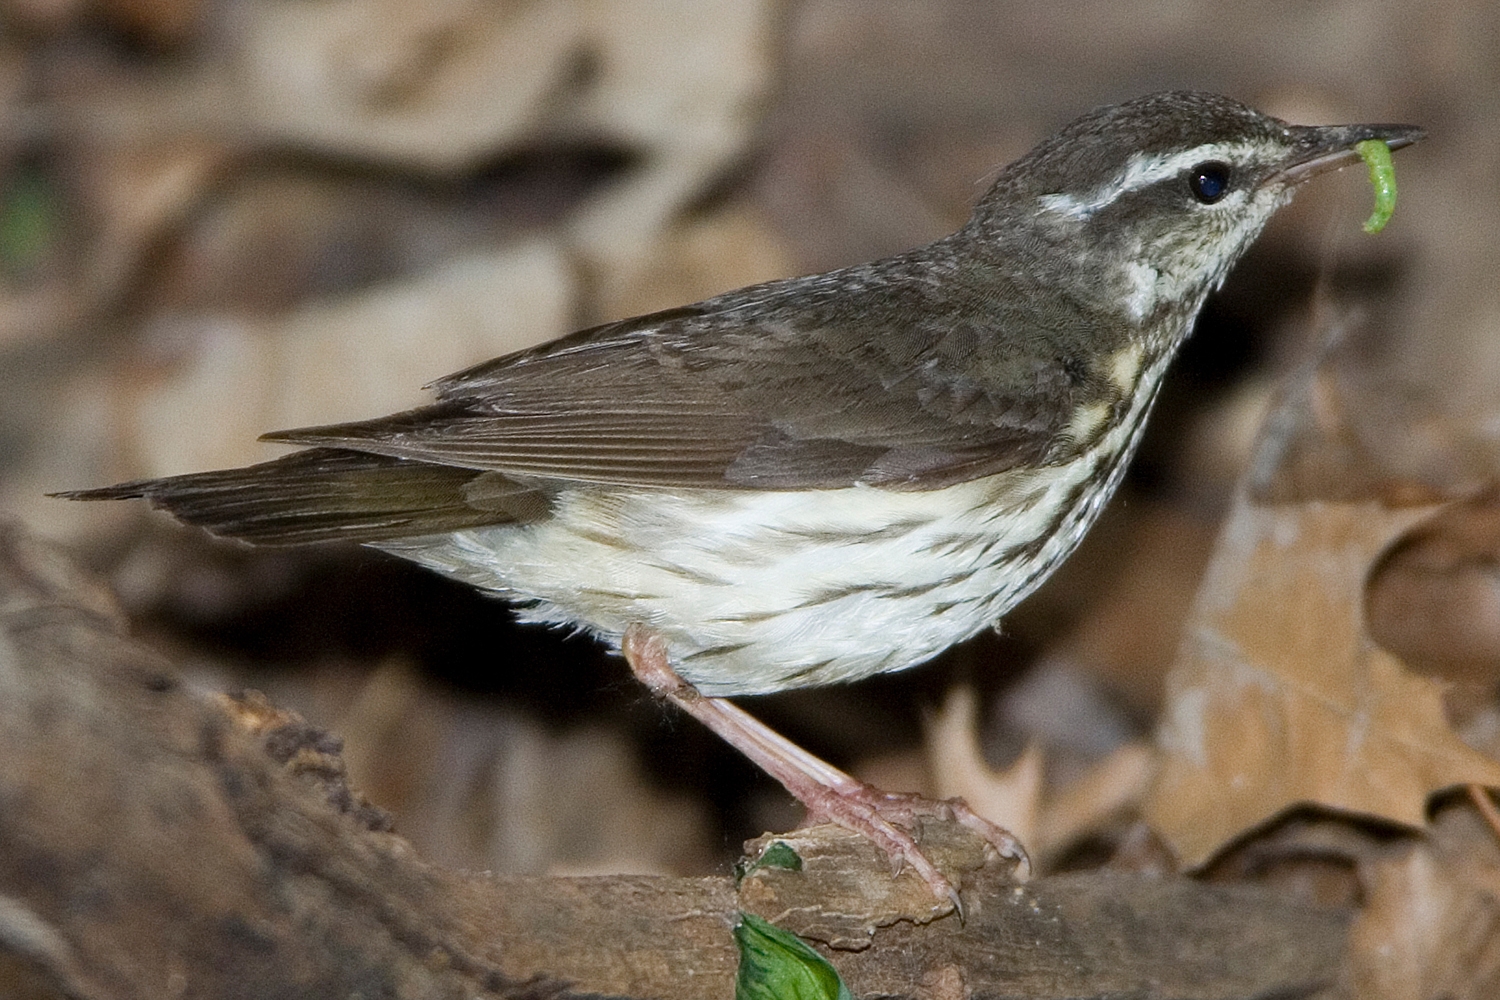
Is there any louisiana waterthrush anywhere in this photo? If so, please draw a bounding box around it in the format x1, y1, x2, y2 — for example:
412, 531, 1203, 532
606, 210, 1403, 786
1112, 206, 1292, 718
65, 92, 1422, 903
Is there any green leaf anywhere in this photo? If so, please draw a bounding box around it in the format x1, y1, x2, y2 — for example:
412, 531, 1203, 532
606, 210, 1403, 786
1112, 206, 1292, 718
755, 841, 803, 872
734, 913, 853, 1000
736, 840, 804, 882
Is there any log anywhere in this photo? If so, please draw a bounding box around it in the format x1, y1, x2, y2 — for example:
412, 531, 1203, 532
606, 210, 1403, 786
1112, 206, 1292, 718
0, 523, 1350, 999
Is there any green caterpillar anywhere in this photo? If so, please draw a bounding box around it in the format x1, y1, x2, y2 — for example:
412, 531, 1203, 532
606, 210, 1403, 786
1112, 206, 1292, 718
1355, 139, 1397, 233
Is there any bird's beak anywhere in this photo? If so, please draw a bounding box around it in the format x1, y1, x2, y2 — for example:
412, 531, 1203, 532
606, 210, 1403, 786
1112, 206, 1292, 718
1271, 122, 1426, 186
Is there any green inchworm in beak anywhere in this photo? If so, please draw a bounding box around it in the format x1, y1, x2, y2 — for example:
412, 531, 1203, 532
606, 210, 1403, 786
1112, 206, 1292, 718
1355, 139, 1397, 233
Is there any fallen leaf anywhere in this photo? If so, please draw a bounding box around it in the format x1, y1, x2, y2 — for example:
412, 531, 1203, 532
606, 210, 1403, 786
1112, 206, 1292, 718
926, 686, 1042, 850
1146, 342, 1500, 868
124, 240, 574, 477
1338, 799, 1500, 999
926, 686, 1152, 861
1365, 487, 1500, 684
1147, 496, 1500, 867
1037, 741, 1153, 854
734, 913, 853, 1000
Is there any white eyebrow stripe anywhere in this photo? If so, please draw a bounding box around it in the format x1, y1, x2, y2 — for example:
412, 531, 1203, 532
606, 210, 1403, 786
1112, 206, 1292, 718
1038, 140, 1267, 220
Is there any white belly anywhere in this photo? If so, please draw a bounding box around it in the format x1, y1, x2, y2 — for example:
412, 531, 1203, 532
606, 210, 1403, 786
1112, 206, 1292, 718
376, 417, 1146, 696
375, 348, 1170, 696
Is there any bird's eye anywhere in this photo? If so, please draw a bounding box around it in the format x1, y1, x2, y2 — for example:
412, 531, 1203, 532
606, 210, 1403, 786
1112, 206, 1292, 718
1188, 162, 1232, 203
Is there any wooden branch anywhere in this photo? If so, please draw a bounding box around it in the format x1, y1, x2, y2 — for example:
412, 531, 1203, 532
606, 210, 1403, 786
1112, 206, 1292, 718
0, 522, 1351, 999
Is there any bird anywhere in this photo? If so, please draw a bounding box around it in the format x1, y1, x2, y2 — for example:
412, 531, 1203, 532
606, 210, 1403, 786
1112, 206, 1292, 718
62, 91, 1422, 907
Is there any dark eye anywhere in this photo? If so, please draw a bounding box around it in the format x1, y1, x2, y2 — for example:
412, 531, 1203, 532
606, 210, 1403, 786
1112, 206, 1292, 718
1188, 161, 1232, 203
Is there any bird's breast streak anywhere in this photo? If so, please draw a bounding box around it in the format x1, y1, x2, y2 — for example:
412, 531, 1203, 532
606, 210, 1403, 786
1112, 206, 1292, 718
376, 351, 1175, 695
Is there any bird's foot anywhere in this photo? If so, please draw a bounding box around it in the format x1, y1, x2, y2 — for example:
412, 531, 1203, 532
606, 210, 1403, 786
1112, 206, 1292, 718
800, 783, 1030, 883
792, 781, 1029, 910
622, 624, 1029, 908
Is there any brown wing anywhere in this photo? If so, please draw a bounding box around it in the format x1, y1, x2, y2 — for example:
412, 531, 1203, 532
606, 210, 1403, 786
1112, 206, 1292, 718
265, 259, 1099, 493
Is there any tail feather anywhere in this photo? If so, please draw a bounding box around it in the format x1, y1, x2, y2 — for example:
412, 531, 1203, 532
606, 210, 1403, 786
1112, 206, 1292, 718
56, 448, 547, 546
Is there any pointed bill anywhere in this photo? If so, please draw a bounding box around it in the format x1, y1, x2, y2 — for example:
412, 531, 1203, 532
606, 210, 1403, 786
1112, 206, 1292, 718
1273, 122, 1425, 186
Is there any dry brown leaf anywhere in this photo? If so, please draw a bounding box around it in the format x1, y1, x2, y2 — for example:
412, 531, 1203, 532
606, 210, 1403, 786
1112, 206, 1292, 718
234, 0, 591, 169
329, 658, 714, 877
1036, 742, 1153, 852
926, 686, 1152, 861
593, 205, 796, 322
1366, 489, 1500, 684
926, 686, 1043, 849
123, 241, 574, 478
1147, 498, 1500, 867
1338, 800, 1500, 1000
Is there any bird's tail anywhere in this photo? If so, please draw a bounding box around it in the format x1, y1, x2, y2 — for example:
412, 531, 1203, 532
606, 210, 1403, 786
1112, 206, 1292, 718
55, 448, 547, 546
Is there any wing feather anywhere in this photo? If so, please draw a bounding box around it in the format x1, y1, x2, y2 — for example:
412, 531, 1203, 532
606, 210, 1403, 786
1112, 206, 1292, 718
263, 254, 1103, 491
57, 449, 548, 545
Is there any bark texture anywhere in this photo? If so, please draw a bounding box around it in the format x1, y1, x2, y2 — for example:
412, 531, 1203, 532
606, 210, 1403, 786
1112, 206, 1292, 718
0, 523, 1350, 1000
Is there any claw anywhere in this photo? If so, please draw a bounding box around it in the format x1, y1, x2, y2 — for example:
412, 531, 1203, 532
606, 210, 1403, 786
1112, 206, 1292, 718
622, 624, 1027, 908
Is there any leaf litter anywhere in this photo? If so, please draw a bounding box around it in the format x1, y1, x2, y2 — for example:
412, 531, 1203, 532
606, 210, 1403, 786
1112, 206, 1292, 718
929, 325, 1500, 996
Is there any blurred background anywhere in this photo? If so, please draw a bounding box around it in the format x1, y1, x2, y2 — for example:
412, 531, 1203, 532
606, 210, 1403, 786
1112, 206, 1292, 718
2, 0, 1495, 877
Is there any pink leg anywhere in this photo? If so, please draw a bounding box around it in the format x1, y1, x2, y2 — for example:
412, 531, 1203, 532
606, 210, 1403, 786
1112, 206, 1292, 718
623, 625, 1030, 906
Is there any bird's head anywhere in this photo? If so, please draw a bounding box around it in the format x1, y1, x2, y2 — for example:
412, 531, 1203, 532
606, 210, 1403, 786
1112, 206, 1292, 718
972, 91, 1423, 334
